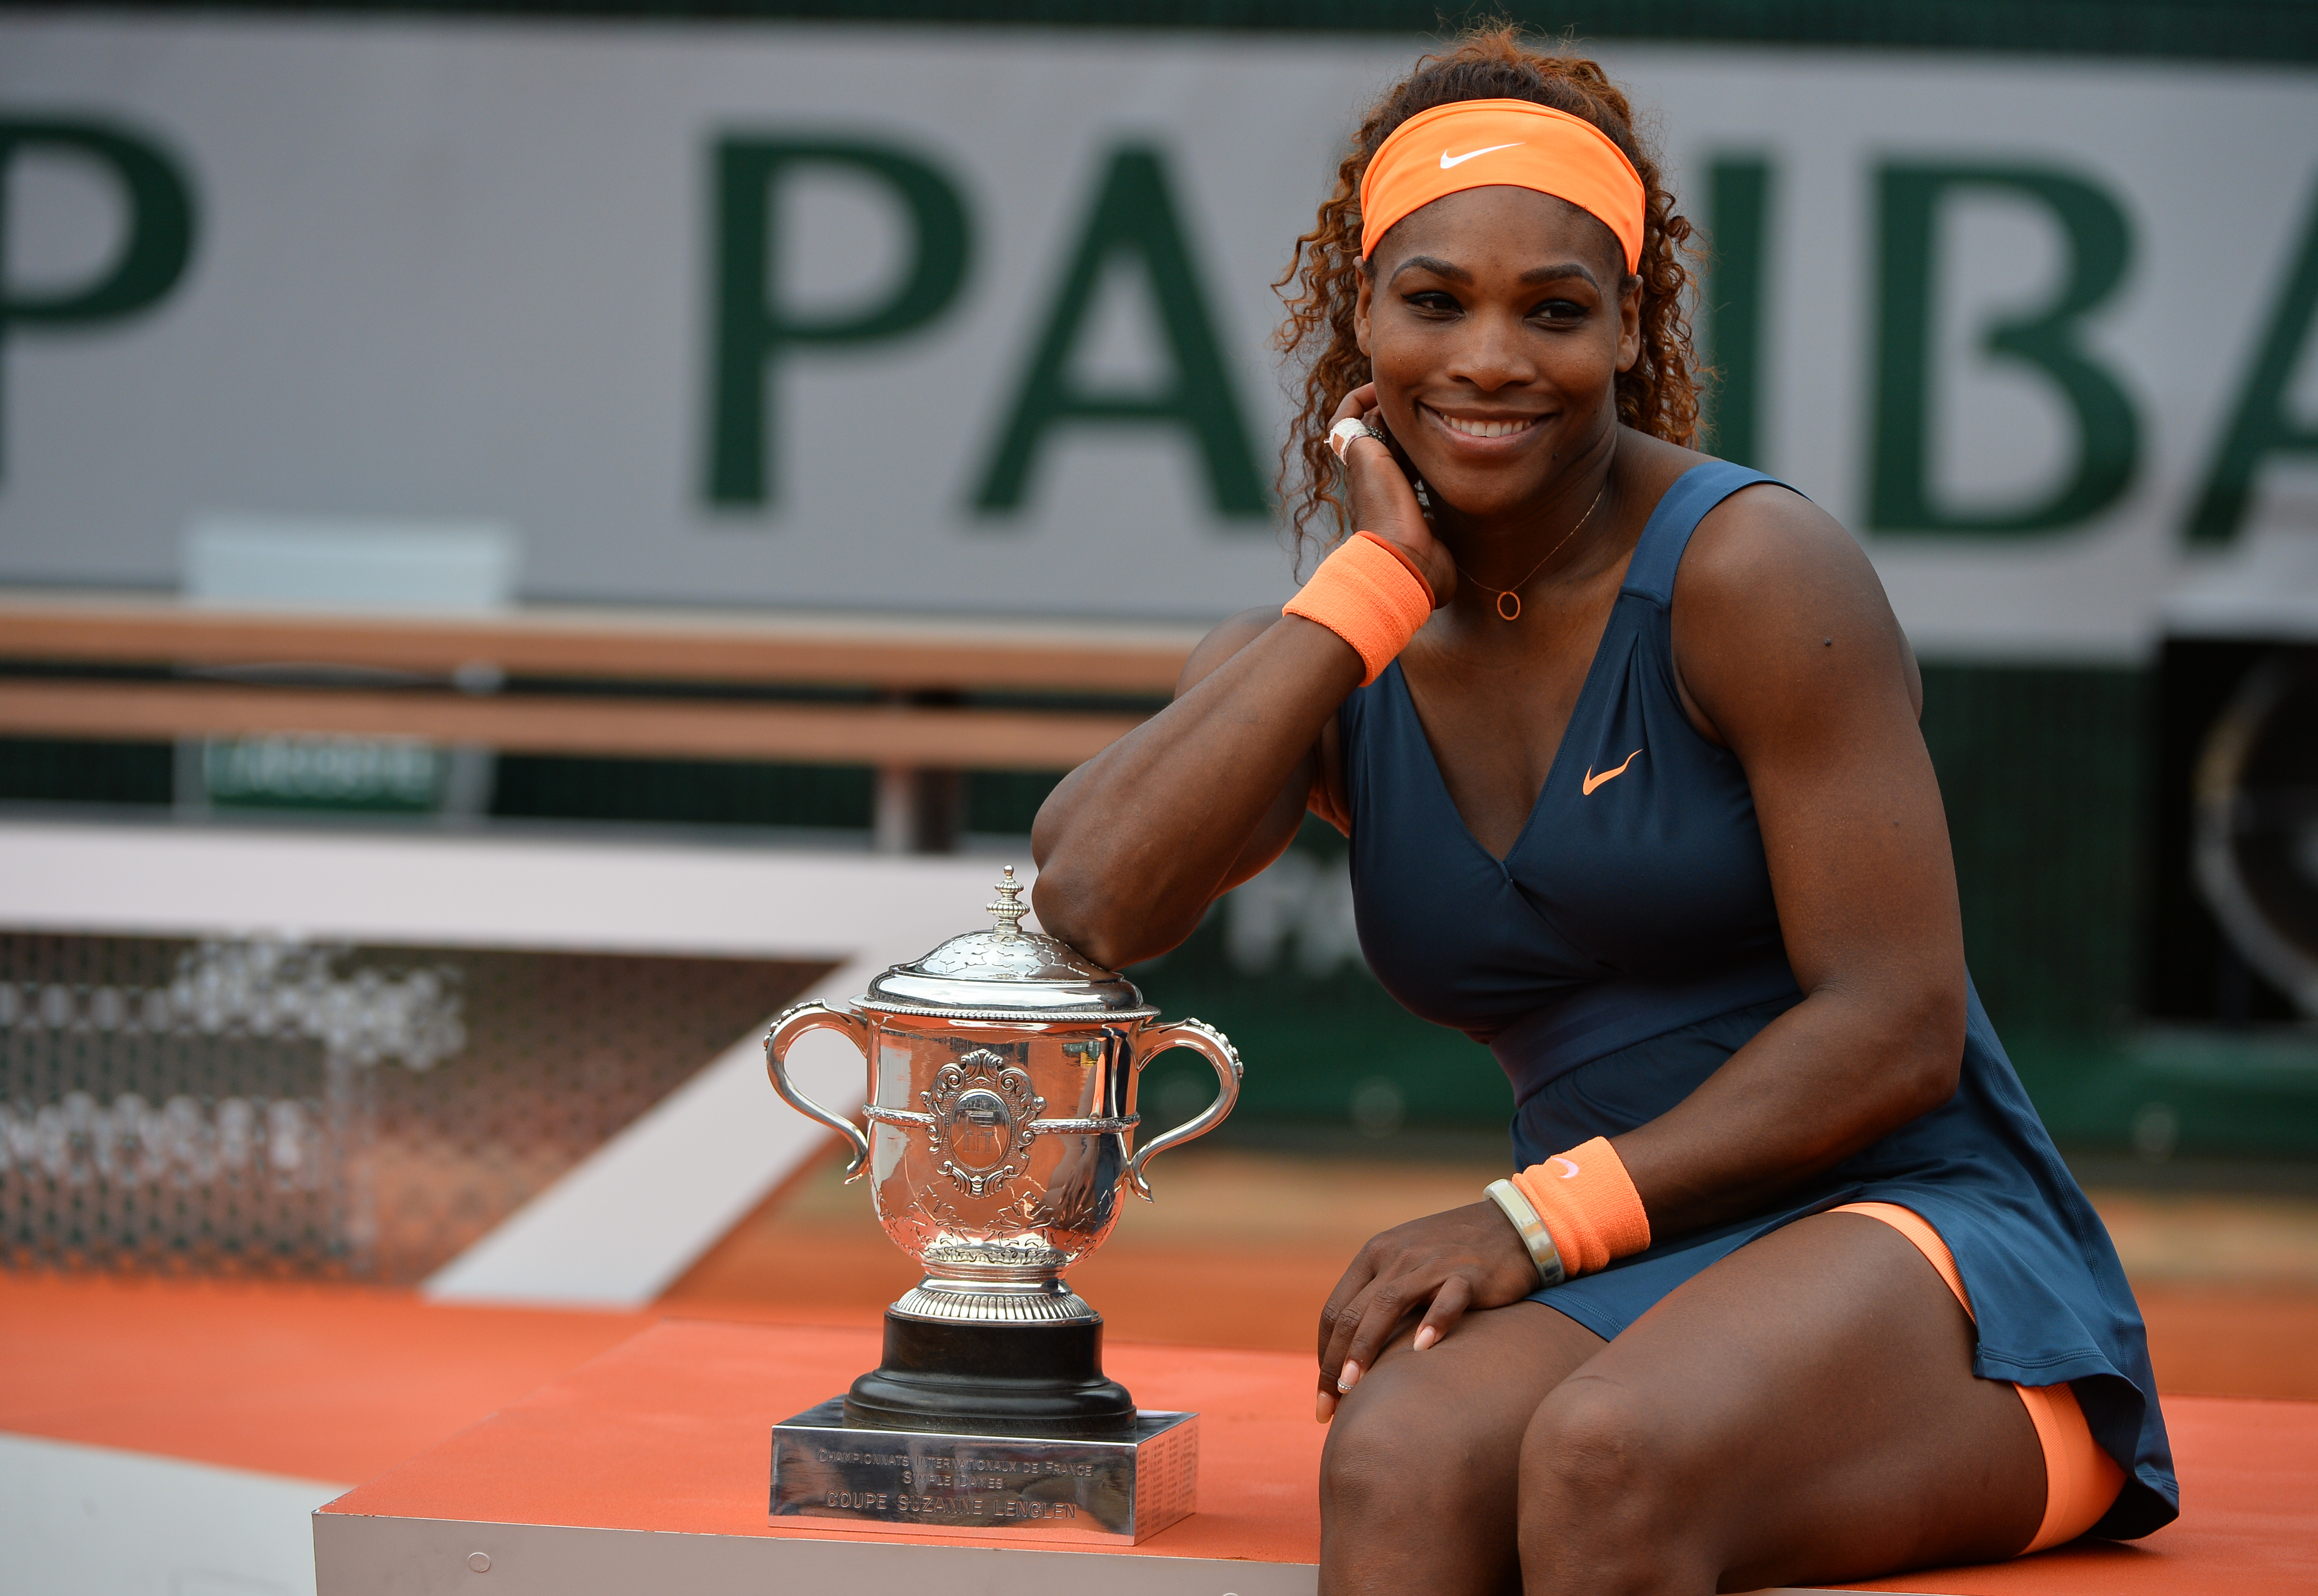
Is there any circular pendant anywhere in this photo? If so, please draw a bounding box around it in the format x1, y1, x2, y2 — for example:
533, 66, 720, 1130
1496, 591, 1522, 621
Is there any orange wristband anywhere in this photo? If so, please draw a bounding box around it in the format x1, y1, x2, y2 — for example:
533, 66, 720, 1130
1509, 1136, 1651, 1279
1355, 529, 1434, 594
1282, 532, 1434, 686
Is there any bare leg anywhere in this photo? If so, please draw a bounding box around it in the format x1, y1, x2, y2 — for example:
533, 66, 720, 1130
1320, 1299, 1605, 1595
1516, 1211, 2046, 1593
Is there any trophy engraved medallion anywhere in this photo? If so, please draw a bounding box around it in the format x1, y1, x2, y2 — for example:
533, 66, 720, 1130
764, 868, 1241, 1544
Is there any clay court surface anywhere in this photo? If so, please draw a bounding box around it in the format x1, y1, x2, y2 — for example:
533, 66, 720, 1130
6, 1145, 2316, 1593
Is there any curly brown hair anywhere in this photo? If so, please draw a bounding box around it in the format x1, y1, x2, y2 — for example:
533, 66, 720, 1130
1273, 26, 1704, 555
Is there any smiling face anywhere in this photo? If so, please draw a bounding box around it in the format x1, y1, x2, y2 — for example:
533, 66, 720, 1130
1355, 185, 1642, 527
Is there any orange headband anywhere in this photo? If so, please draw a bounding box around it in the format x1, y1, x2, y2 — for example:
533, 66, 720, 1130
1359, 98, 1645, 273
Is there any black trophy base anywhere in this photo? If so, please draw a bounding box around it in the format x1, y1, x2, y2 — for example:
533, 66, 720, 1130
843, 1311, 1137, 1440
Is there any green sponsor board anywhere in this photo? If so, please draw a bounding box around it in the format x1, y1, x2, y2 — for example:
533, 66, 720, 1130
2, 16, 2316, 655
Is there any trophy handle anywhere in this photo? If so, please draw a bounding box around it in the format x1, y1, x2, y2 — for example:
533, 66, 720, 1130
765, 1001, 873, 1183
1125, 1018, 1242, 1201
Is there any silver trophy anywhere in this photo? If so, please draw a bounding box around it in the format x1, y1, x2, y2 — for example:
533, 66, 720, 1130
764, 867, 1240, 1543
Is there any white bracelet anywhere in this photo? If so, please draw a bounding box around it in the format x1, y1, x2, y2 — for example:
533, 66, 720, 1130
1485, 1178, 1566, 1288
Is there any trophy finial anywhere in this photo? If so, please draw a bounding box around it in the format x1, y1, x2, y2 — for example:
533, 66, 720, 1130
986, 866, 1030, 934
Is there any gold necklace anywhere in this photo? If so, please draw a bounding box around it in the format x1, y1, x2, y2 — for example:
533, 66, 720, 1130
1452, 477, 1610, 621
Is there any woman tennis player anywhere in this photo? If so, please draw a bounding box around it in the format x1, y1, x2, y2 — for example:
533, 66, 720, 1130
1031, 29, 2175, 1593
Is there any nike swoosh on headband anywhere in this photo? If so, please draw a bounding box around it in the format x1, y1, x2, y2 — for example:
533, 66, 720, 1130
1552, 1156, 1581, 1179
1439, 142, 1524, 169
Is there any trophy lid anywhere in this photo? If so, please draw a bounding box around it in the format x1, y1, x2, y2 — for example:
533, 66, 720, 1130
858, 867, 1159, 1021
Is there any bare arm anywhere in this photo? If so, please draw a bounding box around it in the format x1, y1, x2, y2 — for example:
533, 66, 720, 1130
1031, 388, 1451, 970
1613, 485, 1965, 1233
1028, 610, 1356, 970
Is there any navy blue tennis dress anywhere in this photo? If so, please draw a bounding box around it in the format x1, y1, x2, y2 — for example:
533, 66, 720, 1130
1336, 461, 2177, 1539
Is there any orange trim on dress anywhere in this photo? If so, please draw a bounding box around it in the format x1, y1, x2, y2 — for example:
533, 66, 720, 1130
1834, 1201, 2125, 1553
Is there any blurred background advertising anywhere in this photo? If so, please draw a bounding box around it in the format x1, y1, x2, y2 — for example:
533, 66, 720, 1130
3, 0, 2317, 1409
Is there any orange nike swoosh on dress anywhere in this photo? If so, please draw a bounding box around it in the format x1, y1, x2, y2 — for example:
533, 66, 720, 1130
1581, 749, 1642, 795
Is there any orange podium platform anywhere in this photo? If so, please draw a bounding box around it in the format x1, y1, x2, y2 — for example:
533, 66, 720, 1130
313, 1318, 2318, 1596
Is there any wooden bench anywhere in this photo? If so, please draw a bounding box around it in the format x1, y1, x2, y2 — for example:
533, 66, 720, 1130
0, 589, 1201, 772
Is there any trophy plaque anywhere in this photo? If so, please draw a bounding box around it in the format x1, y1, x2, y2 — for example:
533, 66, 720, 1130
764, 869, 1241, 1545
